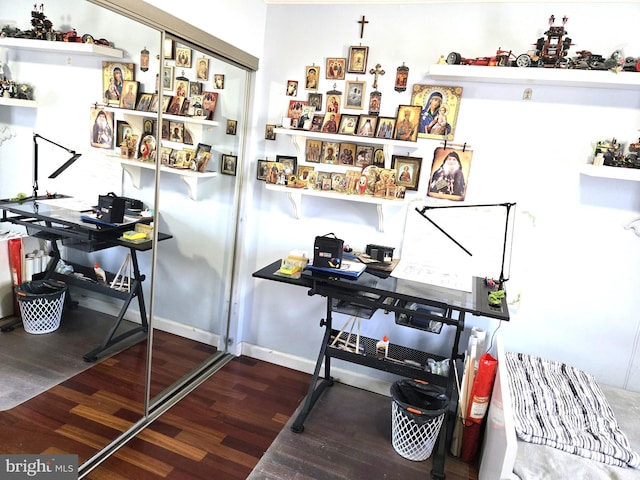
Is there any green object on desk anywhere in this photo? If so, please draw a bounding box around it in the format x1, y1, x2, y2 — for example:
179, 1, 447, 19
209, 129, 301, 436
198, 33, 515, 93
488, 289, 505, 306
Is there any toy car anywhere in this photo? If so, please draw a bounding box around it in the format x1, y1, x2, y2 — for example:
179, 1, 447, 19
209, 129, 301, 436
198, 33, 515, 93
446, 48, 522, 67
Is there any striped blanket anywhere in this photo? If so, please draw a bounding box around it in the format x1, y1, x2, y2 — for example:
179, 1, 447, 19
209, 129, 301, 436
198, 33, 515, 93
506, 352, 640, 468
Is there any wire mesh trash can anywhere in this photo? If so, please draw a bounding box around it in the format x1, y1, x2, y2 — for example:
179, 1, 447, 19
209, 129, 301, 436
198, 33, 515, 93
390, 379, 449, 461
15, 280, 67, 334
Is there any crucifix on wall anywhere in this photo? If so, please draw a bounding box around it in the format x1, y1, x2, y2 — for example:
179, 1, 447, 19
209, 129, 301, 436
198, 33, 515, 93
358, 15, 368, 39
369, 63, 385, 90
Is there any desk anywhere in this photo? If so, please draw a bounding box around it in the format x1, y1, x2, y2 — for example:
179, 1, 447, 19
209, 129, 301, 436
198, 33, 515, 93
253, 260, 510, 480
0, 200, 171, 362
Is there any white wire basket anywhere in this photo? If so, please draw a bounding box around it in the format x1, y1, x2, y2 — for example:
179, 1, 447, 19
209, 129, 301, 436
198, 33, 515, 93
390, 379, 449, 461
16, 280, 67, 334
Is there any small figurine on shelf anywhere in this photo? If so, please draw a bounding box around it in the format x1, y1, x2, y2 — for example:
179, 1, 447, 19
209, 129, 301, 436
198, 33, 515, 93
30, 4, 54, 40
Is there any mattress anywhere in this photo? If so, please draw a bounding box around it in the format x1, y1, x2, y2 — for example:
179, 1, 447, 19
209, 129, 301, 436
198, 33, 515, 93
513, 384, 640, 480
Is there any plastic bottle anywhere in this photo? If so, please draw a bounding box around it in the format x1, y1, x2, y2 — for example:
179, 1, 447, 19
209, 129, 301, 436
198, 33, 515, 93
94, 263, 106, 283
376, 335, 389, 358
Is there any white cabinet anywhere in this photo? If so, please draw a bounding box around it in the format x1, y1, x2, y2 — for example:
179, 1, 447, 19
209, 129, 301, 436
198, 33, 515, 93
269, 127, 419, 231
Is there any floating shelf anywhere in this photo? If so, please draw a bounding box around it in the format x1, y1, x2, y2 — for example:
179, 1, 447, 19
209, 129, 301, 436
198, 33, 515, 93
103, 106, 219, 127
0, 97, 37, 108
273, 127, 420, 148
428, 64, 640, 90
0, 37, 123, 58
265, 183, 406, 232
117, 158, 217, 200
579, 164, 640, 181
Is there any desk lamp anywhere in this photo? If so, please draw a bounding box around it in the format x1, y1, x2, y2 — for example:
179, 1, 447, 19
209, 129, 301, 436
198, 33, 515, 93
32, 133, 82, 199
415, 202, 516, 289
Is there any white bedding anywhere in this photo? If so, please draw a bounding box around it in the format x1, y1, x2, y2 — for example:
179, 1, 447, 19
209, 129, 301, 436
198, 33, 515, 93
479, 339, 640, 480
514, 384, 640, 480
506, 352, 640, 469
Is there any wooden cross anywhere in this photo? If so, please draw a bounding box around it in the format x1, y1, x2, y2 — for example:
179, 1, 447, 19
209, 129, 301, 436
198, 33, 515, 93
369, 63, 385, 90
358, 15, 369, 39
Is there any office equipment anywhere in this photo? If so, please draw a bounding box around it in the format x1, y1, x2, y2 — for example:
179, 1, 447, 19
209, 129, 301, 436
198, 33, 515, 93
0, 200, 171, 361
253, 259, 510, 480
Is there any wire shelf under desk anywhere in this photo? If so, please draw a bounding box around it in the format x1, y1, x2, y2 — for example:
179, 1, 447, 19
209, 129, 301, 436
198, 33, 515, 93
328, 330, 449, 387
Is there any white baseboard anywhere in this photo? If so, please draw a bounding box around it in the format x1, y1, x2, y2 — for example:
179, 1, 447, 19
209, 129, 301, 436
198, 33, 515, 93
239, 342, 393, 397
76, 295, 392, 396
75, 294, 220, 347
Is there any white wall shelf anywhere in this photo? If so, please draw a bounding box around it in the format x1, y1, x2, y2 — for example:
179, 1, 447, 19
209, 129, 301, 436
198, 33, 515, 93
579, 164, 640, 181
273, 127, 419, 149
0, 97, 37, 108
103, 106, 219, 127
0, 37, 123, 58
428, 64, 640, 90
265, 184, 406, 232
117, 158, 217, 200
271, 128, 415, 231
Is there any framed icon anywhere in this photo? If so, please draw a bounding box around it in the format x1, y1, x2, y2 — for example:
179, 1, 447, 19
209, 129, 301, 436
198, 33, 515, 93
102, 61, 135, 105
257, 159, 269, 181
227, 120, 237, 135
392, 155, 422, 191
411, 84, 463, 141
196, 57, 209, 81
344, 80, 366, 110
175, 47, 192, 68
394, 104, 421, 142
326, 57, 346, 80
347, 46, 369, 74
162, 66, 174, 91
338, 114, 358, 135
221, 155, 238, 176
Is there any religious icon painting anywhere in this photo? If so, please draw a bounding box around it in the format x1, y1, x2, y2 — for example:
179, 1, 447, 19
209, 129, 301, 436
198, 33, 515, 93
375, 117, 396, 139
325, 89, 342, 114
326, 58, 346, 80
392, 155, 422, 191
347, 46, 369, 74
287, 100, 307, 119
308, 92, 323, 112
309, 114, 325, 132
427, 147, 472, 201
411, 84, 463, 141
305, 66, 320, 90
102, 61, 135, 105
344, 80, 366, 110
175, 47, 192, 68
393, 104, 421, 142
90, 107, 114, 149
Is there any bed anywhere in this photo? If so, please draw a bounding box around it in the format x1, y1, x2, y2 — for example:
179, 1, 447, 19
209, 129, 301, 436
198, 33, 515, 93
479, 337, 640, 480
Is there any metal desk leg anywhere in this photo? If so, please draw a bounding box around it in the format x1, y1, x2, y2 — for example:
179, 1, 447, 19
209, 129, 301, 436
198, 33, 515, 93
431, 311, 465, 480
83, 249, 148, 362
291, 298, 334, 433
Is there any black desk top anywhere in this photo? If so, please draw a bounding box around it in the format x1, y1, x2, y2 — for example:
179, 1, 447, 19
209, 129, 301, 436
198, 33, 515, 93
253, 260, 510, 321
0, 200, 170, 251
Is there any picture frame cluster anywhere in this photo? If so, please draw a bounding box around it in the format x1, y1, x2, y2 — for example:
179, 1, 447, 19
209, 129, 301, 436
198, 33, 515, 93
99, 41, 238, 176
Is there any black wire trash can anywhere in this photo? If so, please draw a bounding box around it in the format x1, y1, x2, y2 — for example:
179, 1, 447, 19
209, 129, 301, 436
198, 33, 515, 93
390, 379, 449, 461
15, 280, 68, 334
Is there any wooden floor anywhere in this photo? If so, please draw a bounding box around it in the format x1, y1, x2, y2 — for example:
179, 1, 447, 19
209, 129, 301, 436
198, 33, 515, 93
0, 331, 479, 479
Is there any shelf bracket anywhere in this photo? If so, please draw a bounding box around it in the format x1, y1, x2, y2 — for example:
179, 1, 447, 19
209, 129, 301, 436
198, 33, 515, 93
287, 191, 302, 219
121, 164, 141, 189
181, 175, 199, 200
377, 204, 385, 232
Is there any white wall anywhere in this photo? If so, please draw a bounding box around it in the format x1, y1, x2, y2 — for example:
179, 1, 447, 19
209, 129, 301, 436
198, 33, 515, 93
241, 2, 640, 391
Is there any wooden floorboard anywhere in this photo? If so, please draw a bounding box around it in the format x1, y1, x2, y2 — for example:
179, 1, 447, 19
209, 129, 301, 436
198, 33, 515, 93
0, 331, 480, 479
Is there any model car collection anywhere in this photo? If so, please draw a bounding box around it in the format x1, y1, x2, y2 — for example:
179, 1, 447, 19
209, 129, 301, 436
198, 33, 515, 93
446, 15, 639, 72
